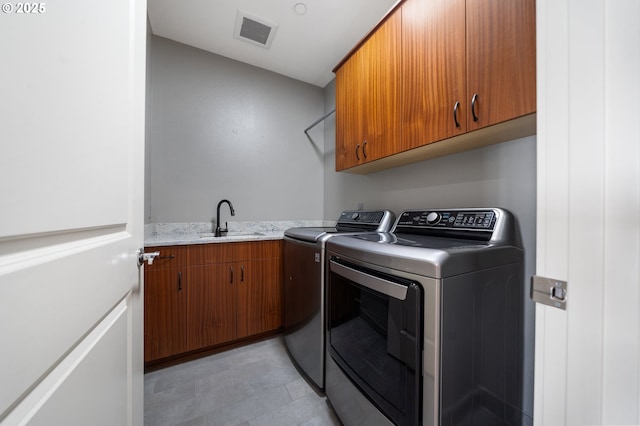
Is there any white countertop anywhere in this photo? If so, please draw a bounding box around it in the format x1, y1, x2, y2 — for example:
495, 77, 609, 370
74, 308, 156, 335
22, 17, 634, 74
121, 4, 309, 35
144, 220, 330, 247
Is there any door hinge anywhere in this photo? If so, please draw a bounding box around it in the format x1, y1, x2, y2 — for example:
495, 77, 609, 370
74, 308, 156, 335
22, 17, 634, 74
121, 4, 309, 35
530, 275, 567, 310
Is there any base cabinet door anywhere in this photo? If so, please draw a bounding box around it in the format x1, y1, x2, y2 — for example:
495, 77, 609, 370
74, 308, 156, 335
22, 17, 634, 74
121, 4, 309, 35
144, 246, 188, 363
238, 258, 282, 338
144, 269, 187, 362
186, 263, 236, 351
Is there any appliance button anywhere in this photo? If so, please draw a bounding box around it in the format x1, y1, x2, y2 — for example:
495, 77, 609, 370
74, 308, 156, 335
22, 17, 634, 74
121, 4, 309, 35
426, 212, 441, 225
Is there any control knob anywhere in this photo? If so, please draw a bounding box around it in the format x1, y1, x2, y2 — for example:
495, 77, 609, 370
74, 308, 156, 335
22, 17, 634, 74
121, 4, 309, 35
426, 212, 441, 225
351, 212, 360, 220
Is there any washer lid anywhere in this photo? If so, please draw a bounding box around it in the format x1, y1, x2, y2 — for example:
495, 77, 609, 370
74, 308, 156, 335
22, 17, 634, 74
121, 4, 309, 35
284, 227, 337, 242
284, 210, 395, 243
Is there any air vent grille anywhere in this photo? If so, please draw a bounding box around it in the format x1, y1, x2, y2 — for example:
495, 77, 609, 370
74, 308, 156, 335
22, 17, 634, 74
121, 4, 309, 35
240, 17, 271, 45
234, 10, 278, 49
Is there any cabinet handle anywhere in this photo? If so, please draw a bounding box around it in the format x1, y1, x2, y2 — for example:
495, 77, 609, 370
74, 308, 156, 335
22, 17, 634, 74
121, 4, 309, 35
241, 265, 244, 282
363, 141, 368, 158
471, 93, 479, 122
230, 266, 234, 284
177, 271, 182, 291
453, 101, 461, 128
355, 143, 360, 161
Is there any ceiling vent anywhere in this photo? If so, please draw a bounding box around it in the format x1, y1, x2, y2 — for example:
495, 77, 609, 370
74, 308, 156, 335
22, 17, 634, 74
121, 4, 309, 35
234, 10, 278, 49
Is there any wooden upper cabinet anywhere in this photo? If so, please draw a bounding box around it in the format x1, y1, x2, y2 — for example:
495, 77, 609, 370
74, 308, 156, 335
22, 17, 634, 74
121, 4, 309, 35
335, 8, 402, 171
401, 0, 467, 147
466, 0, 536, 130
335, 51, 363, 171
334, 0, 536, 174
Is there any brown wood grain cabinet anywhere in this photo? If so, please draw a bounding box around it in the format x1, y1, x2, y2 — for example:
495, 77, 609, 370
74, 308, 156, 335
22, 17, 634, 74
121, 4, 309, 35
401, 0, 467, 147
334, 0, 536, 173
466, 0, 536, 131
144, 240, 282, 364
335, 7, 402, 170
143, 246, 188, 363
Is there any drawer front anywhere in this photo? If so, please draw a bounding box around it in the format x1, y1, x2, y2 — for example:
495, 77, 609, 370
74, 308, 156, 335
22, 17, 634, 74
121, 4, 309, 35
188, 240, 282, 265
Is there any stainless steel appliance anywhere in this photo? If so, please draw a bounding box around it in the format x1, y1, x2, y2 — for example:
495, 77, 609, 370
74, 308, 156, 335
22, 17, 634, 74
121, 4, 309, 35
283, 210, 395, 390
326, 208, 527, 426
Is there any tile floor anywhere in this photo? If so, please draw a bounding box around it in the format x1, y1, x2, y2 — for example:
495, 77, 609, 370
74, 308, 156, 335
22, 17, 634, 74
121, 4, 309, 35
144, 336, 342, 426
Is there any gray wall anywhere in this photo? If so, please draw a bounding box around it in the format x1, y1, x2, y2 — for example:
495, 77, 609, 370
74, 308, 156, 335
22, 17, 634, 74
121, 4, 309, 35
146, 36, 325, 223
322, 78, 536, 418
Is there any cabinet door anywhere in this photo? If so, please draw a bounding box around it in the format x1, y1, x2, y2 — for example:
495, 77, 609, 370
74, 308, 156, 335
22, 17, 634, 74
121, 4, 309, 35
401, 0, 467, 147
335, 50, 365, 171
144, 268, 187, 362
361, 8, 402, 162
466, 0, 536, 130
186, 263, 236, 351
237, 258, 282, 338
335, 9, 402, 171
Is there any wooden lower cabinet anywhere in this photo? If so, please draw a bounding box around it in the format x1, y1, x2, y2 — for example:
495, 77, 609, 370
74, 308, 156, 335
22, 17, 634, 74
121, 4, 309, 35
237, 258, 282, 338
144, 267, 187, 362
144, 240, 282, 364
186, 263, 236, 351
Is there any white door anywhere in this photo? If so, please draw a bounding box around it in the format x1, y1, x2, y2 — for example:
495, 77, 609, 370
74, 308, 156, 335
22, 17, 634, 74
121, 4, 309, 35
535, 0, 640, 424
0, 0, 146, 424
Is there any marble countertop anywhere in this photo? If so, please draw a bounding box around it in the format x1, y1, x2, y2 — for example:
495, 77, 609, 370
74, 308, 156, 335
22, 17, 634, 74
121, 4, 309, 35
144, 220, 330, 247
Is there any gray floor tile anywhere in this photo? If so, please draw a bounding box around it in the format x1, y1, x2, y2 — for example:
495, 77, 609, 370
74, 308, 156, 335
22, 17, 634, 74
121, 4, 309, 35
145, 336, 342, 426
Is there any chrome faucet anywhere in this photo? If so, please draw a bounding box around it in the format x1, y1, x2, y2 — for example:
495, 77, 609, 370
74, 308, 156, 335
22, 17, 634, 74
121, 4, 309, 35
215, 199, 235, 237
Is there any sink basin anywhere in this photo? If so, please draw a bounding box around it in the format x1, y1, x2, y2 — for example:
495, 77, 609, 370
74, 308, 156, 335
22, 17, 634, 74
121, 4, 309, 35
199, 231, 265, 238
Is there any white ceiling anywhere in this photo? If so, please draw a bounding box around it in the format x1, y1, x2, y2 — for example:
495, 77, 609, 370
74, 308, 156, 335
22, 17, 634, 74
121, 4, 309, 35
147, 0, 399, 88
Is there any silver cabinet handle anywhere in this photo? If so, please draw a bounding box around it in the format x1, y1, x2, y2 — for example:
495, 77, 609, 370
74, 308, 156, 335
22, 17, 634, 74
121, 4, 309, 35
453, 101, 461, 128
355, 143, 360, 161
230, 266, 234, 284
177, 271, 182, 291
241, 265, 244, 282
363, 141, 368, 158
471, 93, 479, 122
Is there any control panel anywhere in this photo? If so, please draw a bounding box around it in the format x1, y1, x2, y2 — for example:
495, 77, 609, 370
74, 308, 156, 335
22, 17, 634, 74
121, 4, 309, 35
335, 210, 395, 233
338, 210, 386, 225
396, 210, 497, 231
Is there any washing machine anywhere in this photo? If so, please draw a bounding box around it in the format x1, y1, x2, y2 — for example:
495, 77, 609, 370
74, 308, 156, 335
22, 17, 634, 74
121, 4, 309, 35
283, 209, 395, 390
325, 208, 528, 426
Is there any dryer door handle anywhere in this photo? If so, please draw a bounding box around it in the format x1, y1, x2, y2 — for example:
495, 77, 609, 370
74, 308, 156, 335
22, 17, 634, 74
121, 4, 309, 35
330, 259, 408, 300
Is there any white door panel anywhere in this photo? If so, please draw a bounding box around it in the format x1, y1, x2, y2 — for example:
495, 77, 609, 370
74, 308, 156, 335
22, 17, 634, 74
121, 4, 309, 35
0, 0, 133, 238
0, 233, 136, 415
3, 299, 130, 426
535, 0, 640, 424
0, 0, 146, 423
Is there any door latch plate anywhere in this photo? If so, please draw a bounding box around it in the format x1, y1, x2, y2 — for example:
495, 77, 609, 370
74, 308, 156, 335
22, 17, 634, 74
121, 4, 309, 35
531, 275, 567, 310
137, 248, 160, 266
